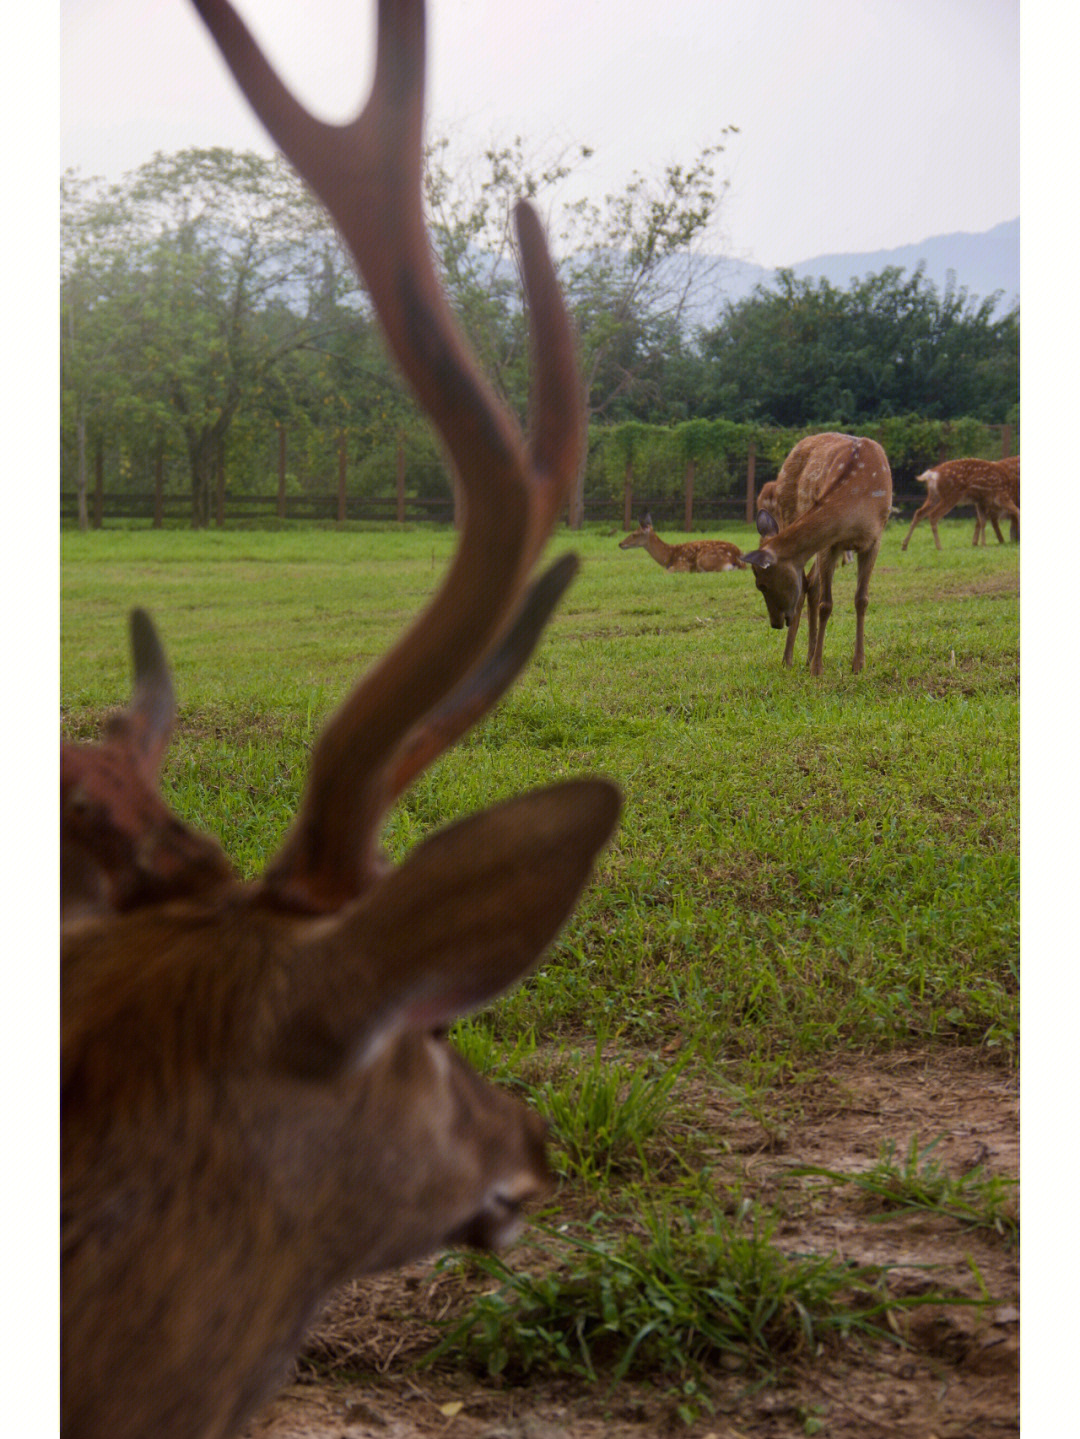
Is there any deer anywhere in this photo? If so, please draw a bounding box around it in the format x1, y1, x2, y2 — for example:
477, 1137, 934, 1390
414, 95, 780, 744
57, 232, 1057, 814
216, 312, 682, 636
61, 5, 621, 1439
740, 432, 893, 674
618, 510, 746, 571
974, 454, 1020, 545
900, 455, 1020, 551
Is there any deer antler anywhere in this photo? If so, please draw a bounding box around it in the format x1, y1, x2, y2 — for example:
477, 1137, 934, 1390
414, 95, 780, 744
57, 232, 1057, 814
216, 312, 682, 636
191, 0, 584, 911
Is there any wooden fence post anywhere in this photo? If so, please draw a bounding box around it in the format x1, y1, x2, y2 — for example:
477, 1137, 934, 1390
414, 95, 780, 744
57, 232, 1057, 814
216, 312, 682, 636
337, 431, 347, 523
277, 425, 287, 519
744, 441, 756, 525
396, 431, 405, 523
1000, 424, 1013, 459
153, 443, 164, 529
683, 459, 695, 532
622, 462, 633, 531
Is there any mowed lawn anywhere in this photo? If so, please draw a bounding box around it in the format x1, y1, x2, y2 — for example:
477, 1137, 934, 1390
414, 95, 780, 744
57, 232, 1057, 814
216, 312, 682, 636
61, 518, 1018, 1066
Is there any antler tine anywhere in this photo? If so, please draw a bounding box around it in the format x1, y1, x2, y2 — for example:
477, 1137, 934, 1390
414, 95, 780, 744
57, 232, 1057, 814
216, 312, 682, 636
386, 554, 578, 800
190, 0, 583, 910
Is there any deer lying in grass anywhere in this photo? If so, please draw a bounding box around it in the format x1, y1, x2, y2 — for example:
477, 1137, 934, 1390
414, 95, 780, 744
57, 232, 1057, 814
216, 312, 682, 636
618, 510, 746, 571
740, 432, 892, 674
61, 5, 620, 1439
900, 455, 1020, 551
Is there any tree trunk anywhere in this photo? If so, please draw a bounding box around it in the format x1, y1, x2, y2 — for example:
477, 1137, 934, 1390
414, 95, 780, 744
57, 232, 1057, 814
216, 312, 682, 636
93, 437, 104, 530
75, 408, 89, 532
215, 442, 226, 528
337, 432, 347, 523
396, 431, 406, 524
153, 440, 164, 529
277, 425, 287, 519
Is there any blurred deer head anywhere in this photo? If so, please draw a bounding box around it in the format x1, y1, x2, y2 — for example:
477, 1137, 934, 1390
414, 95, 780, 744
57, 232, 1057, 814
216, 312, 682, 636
61, 4, 620, 1437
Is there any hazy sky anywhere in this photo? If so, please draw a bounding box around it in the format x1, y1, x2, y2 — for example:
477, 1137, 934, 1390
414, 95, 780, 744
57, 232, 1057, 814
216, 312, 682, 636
60, 0, 1019, 269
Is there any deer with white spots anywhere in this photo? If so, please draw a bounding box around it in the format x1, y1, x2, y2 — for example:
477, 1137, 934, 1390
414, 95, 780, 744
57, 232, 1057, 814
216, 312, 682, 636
618, 510, 746, 571
740, 432, 893, 674
900, 455, 1020, 551
60, 4, 621, 1438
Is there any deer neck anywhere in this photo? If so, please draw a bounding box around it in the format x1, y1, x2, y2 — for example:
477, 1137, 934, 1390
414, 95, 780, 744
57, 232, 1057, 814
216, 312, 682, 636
644, 531, 676, 566
763, 496, 846, 570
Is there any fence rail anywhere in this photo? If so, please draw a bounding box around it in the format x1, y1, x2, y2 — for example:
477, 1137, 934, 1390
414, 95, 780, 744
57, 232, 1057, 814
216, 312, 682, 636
61, 488, 935, 529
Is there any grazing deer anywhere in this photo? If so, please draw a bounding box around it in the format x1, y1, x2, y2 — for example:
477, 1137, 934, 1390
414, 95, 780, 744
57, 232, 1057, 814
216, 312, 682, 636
900, 456, 1020, 551
61, 6, 621, 1439
973, 454, 1020, 545
618, 511, 746, 571
740, 432, 892, 674
757, 478, 853, 569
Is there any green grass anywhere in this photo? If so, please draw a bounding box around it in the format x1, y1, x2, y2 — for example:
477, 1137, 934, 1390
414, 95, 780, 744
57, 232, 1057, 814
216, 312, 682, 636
789, 1135, 1020, 1241
61, 518, 1019, 1061
425, 1197, 965, 1413
62, 518, 1018, 1391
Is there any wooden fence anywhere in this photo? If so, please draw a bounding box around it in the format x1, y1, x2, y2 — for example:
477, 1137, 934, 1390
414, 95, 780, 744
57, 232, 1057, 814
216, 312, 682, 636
61, 423, 1015, 531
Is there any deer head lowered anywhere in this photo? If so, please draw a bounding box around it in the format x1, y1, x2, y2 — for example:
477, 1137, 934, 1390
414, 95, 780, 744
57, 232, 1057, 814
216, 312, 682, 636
61, 4, 620, 1438
740, 432, 892, 674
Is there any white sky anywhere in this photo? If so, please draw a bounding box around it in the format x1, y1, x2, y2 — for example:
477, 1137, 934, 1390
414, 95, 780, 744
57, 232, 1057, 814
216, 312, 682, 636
60, 0, 1019, 268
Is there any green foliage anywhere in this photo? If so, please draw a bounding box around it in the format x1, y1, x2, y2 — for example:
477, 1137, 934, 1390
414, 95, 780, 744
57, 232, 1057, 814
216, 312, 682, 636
695, 266, 1018, 427
530, 1038, 691, 1186
62, 144, 1017, 529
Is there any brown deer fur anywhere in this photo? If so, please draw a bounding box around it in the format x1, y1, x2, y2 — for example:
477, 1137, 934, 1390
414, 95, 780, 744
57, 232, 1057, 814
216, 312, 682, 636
740, 432, 893, 674
61, 4, 621, 1437
618, 511, 746, 571
900, 455, 1020, 551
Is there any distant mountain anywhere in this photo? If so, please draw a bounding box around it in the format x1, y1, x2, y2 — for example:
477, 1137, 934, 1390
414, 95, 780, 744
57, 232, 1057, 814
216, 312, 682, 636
682, 218, 1019, 328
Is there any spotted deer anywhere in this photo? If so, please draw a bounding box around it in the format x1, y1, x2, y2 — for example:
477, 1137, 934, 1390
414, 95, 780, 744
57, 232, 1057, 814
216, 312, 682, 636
618, 510, 746, 571
740, 432, 893, 674
900, 455, 1020, 551
61, 6, 621, 1439
974, 454, 1020, 545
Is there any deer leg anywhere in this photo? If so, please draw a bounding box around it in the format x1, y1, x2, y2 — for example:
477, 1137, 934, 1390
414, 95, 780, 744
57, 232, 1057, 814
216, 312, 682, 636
973, 505, 986, 546
902, 498, 936, 550
801, 563, 819, 669
989, 512, 1006, 544
809, 552, 838, 676
782, 567, 809, 667
851, 538, 881, 674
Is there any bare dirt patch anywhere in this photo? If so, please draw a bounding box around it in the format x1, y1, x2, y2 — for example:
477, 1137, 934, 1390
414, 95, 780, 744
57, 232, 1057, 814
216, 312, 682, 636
243, 1048, 1017, 1439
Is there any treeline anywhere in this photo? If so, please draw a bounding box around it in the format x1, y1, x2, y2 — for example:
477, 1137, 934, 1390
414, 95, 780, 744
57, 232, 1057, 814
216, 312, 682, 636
61, 146, 1019, 529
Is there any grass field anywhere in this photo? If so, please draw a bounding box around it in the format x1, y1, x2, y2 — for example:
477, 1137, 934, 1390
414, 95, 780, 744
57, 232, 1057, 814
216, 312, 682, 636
60, 518, 1019, 1433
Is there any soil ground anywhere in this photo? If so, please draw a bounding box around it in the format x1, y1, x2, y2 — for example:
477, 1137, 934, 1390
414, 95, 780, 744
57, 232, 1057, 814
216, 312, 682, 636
241, 1047, 1018, 1439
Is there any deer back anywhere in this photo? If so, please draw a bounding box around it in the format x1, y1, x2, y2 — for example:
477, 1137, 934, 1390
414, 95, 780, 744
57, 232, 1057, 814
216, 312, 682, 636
747, 434, 892, 570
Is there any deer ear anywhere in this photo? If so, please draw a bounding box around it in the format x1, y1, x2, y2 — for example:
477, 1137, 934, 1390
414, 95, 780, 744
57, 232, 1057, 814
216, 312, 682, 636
740, 549, 774, 569
284, 779, 621, 1076
756, 509, 779, 538
127, 609, 176, 770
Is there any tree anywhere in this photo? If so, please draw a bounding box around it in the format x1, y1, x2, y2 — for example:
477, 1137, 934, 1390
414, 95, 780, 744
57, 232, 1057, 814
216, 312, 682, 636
694, 265, 1019, 427
422, 134, 736, 525
62, 150, 356, 525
